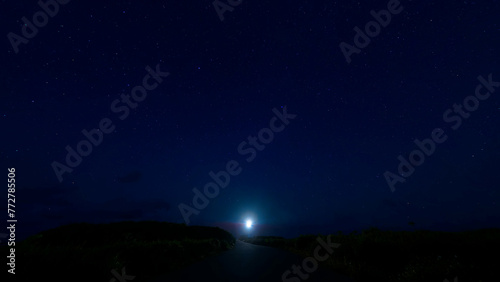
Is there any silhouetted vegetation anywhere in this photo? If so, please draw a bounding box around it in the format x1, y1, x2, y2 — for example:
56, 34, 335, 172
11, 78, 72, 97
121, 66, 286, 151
1, 221, 235, 282
240, 227, 500, 281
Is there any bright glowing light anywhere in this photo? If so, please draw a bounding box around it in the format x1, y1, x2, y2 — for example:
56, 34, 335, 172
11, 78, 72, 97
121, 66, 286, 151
245, 219, 253, 228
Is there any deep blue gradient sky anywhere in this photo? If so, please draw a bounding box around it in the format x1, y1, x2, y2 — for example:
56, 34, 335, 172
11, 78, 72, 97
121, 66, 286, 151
1, 0, 500, 241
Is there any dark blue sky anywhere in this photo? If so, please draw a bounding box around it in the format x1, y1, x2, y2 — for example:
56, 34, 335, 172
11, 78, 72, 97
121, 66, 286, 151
1, 0, 500, 241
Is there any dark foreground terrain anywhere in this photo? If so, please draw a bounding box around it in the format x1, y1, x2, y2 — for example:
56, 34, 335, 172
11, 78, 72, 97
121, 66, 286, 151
240, 228, 500, 281
2, 222, 499, 281
150, 240, 355, 282
1, 221, 235, 282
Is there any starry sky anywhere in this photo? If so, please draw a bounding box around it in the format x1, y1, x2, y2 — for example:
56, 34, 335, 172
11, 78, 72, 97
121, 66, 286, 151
1, 0, 500, 242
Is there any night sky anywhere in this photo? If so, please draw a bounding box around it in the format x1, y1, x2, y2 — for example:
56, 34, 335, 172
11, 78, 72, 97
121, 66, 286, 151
1, 0, 500, 243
